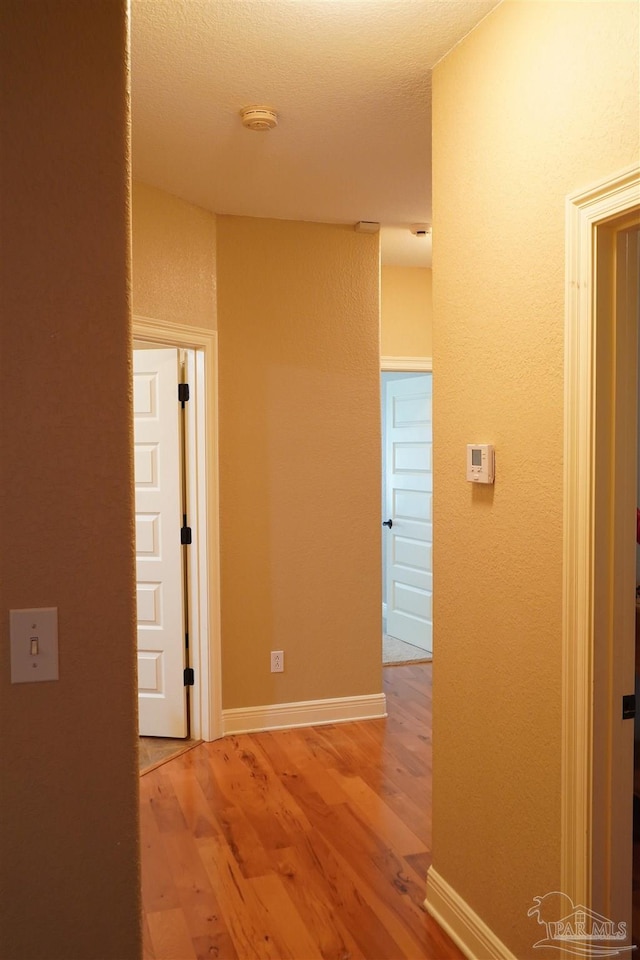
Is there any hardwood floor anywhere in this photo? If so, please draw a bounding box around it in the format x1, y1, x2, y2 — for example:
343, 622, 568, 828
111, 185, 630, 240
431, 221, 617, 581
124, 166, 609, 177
140, 663, 464, 960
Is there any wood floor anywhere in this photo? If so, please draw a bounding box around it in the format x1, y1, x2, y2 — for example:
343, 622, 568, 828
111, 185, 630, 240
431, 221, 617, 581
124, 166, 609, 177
140, 663, 464, 960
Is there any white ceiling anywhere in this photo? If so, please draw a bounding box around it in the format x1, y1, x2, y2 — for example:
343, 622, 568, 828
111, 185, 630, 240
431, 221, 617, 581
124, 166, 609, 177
131, 0, 500, 266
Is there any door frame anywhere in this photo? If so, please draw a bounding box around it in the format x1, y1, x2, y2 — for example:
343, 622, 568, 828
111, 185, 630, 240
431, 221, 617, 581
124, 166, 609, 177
381, 356, 432, 373
562, 164, 640, 914
133, 315, 222, 741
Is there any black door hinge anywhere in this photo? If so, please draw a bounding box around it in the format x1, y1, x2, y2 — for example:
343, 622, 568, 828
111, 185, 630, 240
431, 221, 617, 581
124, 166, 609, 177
622, 694, 636, 719
178, 383, 190, 406
181, 515, 192, 545
184, 667, 195, 687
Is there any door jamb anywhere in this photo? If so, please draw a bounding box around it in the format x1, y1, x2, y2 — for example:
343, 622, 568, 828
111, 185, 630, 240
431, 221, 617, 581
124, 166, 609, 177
381, 356, 432, 373
562, 165, 640, 910
133, 315, 222, 741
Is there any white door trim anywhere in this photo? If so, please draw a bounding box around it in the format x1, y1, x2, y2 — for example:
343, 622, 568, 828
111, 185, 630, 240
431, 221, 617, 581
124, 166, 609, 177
562, 165, 640, 907
381, 355, 432, 372
133, 316, 222, 741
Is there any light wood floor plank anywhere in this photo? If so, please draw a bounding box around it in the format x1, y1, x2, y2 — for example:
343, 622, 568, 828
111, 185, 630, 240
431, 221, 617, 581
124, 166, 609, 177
272, 844, 367, 960
197, 832, 296, 959
161, 827, 234, 952
295, 798, 427, 958
327, 769, 429, 857
286, 829, 410, 960
165, 761, 218, 840
146, 907, 197, 960
140, 777, 183, 916
249, 873, 323, 960
142, 911, 155, 960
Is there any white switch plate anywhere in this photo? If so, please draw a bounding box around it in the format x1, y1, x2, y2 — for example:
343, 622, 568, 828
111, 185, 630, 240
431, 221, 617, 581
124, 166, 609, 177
10, 607, 59, 683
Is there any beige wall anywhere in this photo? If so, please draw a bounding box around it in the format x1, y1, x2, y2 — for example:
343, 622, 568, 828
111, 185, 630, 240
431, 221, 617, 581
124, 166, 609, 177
132, 180, 217, 328
380, 266, 432, 357
430, 2, 639, 956
217, 217, 382, 709
0, 2, 140, 959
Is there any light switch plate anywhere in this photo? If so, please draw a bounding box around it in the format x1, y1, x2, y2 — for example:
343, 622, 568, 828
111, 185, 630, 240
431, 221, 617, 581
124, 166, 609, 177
10, 608, 59, 683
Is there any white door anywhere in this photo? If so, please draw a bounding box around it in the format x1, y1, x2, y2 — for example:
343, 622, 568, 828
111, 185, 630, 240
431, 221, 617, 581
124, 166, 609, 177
133, 348, 187, 738
384, 375, 433, 652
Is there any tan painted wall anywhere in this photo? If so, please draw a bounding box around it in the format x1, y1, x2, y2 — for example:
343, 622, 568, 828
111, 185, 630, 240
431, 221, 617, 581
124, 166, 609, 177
217, 216, 382, 709
0, 2, 140, 959
380, 266, 432, 357
132, 180, 217, 328
430, 2, 639, 956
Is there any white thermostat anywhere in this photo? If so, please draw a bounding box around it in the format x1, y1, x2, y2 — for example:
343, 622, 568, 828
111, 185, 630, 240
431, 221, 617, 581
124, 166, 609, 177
466, 444, 495, 483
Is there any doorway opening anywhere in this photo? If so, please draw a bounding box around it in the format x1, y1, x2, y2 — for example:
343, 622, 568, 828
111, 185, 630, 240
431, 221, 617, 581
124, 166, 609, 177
562, 165, 640, 937
132, 317, 222, 751
380, 359, 433, 665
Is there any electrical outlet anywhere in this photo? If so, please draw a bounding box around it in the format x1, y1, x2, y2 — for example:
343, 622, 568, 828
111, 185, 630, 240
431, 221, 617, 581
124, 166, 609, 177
270, 650, 284, 673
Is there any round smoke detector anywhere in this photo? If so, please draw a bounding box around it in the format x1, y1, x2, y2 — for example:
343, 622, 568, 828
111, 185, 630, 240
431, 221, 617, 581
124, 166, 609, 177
240, 106, 278, 131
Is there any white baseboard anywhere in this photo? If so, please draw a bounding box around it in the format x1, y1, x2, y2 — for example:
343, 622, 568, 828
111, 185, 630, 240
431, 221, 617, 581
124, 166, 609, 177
222, 692, 387, 735
425, 867, 518, 960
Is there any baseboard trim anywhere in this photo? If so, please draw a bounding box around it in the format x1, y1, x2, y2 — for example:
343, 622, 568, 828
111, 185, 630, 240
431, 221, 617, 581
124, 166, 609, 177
425, 867, 518, 960
222, 692, 387, 735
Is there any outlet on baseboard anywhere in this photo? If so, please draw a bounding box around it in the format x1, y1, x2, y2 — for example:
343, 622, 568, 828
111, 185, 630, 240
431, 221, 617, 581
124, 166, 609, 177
270, 650, 284, 673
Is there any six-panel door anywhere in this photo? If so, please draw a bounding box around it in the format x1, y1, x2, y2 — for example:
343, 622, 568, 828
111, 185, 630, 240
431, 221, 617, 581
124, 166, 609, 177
133, 348, 187, 738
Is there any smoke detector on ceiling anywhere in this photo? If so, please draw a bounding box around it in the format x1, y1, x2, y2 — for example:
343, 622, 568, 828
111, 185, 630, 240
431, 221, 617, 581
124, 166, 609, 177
410, 224, 432, 237
240, 106, 278, 131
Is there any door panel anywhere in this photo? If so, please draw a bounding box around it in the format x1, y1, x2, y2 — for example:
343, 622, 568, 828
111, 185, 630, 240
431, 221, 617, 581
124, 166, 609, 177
394, 535, 430, 571
133, 348, 187, 738
395, 488, 430, 522
384, 375, 433, 652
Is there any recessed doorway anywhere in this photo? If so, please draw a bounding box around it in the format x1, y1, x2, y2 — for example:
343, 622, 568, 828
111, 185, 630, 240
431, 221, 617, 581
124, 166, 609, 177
133, 316, 223, 746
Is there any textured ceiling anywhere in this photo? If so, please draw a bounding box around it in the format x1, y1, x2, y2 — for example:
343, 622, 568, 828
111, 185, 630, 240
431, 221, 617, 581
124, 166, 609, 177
131, 0, 500, 265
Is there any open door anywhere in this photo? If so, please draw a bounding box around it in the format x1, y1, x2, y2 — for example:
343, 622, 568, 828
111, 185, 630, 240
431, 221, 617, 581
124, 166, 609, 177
383, 374, 433, 653
133, 348, 188, 738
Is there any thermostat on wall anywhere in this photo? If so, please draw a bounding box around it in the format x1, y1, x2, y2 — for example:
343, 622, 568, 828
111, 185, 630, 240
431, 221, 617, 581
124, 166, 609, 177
466, 444, 495, 484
